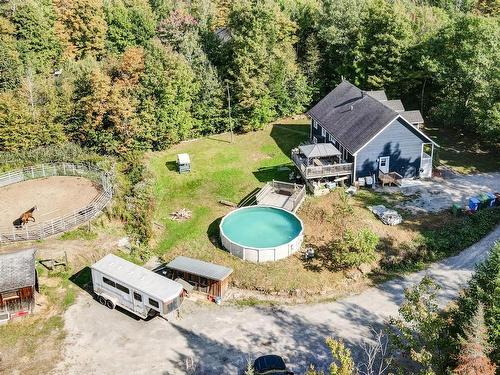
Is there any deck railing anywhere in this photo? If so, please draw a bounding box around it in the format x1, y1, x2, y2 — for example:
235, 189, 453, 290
291, 152, 353, 179
256, 180, 306, 212
0, 163, 113, 243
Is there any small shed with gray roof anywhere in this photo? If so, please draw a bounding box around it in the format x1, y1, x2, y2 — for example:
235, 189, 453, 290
163, 256, 233, 298
0, 248, 37, 321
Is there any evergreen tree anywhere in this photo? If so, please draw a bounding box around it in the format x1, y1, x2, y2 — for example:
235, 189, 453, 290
10, 0, 61, 73
386, 276, 451, 374
138, 39, 196, 149
453, 243, 500, 365
453, 304, 496, 375
226, 0, 310, 131
158, 7, 226, 135
0, 17, 23, 91
104, 0, 156, 53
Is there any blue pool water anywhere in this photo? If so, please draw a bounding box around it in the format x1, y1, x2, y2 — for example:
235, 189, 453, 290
220, 206, 303, 248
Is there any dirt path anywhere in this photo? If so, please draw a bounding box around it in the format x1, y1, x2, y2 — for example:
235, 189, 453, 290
54, 226, 499, 375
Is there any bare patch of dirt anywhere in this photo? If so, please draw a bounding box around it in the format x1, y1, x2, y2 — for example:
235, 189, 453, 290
0, 176, 100, 228
300, 190, 420, 249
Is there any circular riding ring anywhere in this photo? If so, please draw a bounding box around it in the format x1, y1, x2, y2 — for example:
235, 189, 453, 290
0, 163, 112, 243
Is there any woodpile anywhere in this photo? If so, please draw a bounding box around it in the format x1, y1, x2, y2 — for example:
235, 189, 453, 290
169, 208, 192, 221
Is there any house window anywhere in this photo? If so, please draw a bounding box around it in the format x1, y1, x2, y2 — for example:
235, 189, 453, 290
133, 292, 142, 302
103, 277, 115, 288
313, 120, 317, 129
148, 298, 159, 308
321, 127, 326, 137
312, 136, 317, 144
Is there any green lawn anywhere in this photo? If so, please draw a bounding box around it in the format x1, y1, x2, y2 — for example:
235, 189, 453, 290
148, 120, 308, 251
148, 120, 371, 294
147, 120, 427, 295
147, 119, 493, 296
426, 125, 500, 174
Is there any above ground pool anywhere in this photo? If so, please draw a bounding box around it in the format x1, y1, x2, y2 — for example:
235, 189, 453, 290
220, 206, 304, 262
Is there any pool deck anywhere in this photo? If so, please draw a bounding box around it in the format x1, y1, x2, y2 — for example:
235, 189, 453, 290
255, 181, 306, 212
257, 192, 294, 210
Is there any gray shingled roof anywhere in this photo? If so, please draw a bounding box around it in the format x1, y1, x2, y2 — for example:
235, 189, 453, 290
0, 248, 36, 292
299, 143, 341, 158
382, 100, 405, 113
166, 256, 233, 281
366, 90, 388, 101
401, 110, 424, 124
308, 81, 398, 153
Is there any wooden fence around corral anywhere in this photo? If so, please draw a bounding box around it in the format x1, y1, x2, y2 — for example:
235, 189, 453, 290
0, 163, 113, 243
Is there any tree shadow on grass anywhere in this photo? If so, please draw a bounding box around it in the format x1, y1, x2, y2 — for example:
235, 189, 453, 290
252, 165, 296, 183
270, 123, 310, 158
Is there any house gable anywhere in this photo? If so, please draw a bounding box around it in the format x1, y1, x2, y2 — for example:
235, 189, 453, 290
355, 117, 429, 179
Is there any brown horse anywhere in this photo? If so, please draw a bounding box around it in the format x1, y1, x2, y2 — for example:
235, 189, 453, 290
20, 206, 37, 226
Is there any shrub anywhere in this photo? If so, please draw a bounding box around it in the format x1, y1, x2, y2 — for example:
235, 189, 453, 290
0, 142, 107, 171
382, 208, 500, 272
114, 151, 154, 249
330, 228, 379, 269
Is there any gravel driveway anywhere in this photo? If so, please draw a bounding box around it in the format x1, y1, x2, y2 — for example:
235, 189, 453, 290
393, 172, 500, 213
53, 226, 499, 375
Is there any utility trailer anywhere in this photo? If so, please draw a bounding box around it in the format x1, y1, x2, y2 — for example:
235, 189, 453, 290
91, 254, 183, 319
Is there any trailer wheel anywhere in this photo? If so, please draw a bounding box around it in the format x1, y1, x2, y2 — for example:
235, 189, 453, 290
105, 299, 115, 309
98, 295, 106, 305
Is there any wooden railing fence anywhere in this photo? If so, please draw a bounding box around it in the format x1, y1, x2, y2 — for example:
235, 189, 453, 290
0, 163, 113, 243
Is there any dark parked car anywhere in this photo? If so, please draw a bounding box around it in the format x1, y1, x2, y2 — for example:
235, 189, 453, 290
253, 355, 293, 375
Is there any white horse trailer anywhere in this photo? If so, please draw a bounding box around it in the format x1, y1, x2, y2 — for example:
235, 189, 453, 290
91, 254, 183, 319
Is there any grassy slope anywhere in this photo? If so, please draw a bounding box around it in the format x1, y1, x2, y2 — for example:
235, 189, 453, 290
426, 125, 500, 174
147, 120, 446, 294
148, 120, 335, 293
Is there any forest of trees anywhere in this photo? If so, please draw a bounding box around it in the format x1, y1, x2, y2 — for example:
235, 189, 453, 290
0, 0, 498, 154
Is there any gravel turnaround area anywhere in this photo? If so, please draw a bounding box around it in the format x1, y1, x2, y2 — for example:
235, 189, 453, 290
393, 172, 500, 213
54, 226, 500, 375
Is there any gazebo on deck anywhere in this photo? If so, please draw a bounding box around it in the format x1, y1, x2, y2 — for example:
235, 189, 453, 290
291, 143, 354, 181
298, 143, 342, 166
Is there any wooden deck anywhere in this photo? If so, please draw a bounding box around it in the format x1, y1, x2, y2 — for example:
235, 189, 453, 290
291, 152, 353, 179
256, 181, 306, 212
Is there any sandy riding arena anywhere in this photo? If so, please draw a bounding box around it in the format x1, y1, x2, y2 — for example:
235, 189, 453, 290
0, 176, 100, 229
